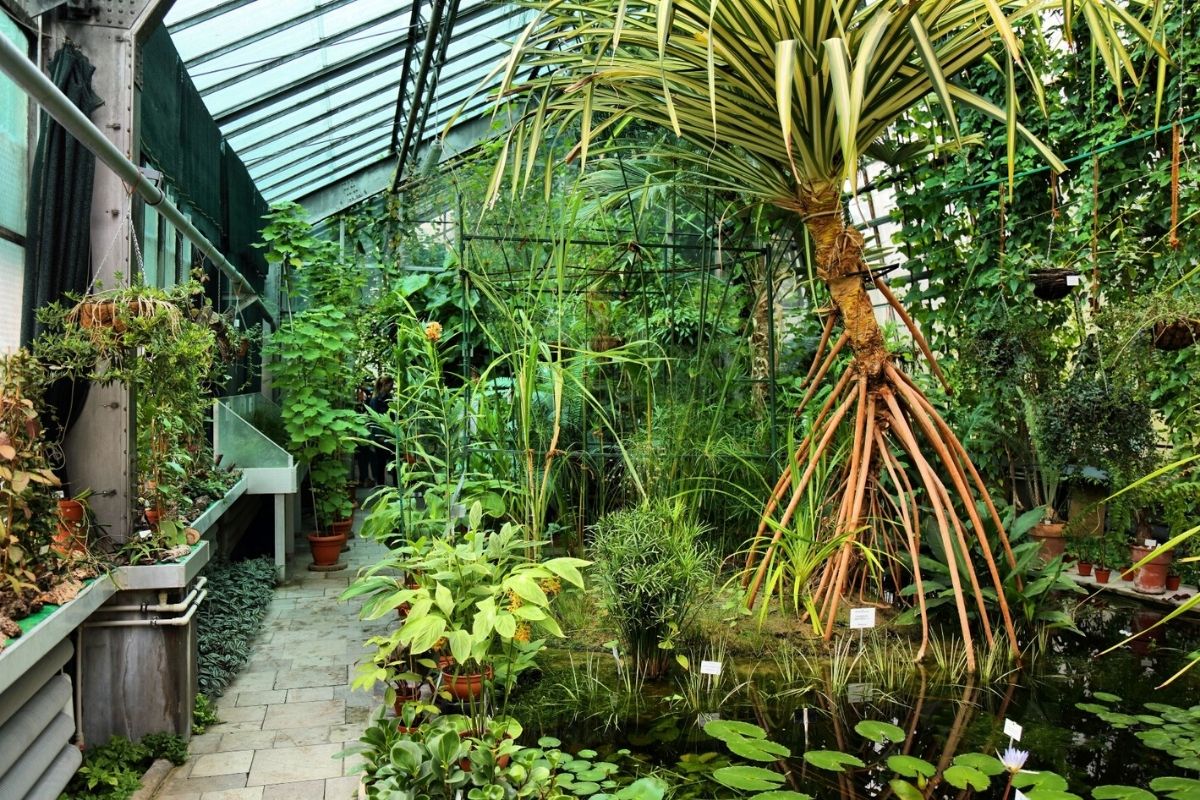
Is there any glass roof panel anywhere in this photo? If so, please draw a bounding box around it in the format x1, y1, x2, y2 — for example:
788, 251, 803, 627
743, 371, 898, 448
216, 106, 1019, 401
165, 0, 533, 211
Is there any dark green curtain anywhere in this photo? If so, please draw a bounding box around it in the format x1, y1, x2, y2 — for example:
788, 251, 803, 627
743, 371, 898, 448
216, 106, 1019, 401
22, 43, 102, 482
21, 42, 102, 345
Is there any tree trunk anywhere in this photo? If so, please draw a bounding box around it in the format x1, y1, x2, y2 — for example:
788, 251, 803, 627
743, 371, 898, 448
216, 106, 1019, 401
748, 272, 772, 413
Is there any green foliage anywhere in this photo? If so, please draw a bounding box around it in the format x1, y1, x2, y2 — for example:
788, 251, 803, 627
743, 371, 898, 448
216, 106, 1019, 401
588, 500, 716, 677
0, 350, 62, 593
59, 733, 186, 800
33, 279, 218, 533
1076, 695, 1200, 771
196, 557, 277, 696
346, 502, 587, 708
192, 692, 219, 735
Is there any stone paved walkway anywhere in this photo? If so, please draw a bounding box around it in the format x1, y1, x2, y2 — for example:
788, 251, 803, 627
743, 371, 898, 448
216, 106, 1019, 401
155, 508, 390, 800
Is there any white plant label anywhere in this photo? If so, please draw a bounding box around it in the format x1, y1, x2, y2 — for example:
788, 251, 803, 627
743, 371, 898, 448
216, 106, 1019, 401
1004, 718, 1023, 741
849, 607, 876, 629
700, 660, 723, 676
1145, 539, 1158, 548
1066, 274, 1082, 286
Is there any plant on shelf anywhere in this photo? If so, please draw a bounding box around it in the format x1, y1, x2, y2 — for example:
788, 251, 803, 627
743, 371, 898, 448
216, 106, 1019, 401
33, 276, 218, 557
588, 499, 715, 678
259, 202, 366, 562
0, 350, 81, 646
345, 501, 588, 717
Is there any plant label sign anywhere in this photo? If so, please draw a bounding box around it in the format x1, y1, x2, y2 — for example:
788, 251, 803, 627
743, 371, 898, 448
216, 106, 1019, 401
1004, 718, 1023, 741
1145, 539, 1158, 548
849, 607, 876, 629
700, 660, 722, 676
1066, 273, 1082, 286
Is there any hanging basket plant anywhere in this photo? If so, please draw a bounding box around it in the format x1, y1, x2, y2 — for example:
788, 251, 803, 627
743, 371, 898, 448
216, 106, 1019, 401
1151, 317, 1200, 351
1030, 268, 1080, 301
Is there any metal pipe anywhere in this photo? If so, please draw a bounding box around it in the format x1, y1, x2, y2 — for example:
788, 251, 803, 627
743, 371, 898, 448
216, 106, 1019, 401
392, 0, 447, 191
99, 577, 207, 614
84, 589, 207, 628
0, 33, 272, 325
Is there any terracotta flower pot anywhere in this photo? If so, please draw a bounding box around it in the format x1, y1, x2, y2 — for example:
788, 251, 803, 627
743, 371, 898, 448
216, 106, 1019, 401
1077, 561, 1093, 577
1130, 545, 1172, 595
437, 656, 493, 701
1094, 567, 1112, 584
1166, 574, 1182, 591
329, 518, 353, 538
308, 532, 345, 566
1121, 567, 1138, 582
53, 499, 87, 556
145, 507, 162, 530
1029, 522, 1066, 562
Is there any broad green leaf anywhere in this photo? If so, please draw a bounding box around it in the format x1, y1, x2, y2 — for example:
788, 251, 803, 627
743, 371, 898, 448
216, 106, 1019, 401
887, 755, 936, 778
890, 779, 925, 800
434, 583, 453, 617
943, 765, 990, 791
803, 751, 865, 772
854, 720, 906, 744
726, 737, 791, 762
1094, 692, 1123, 703
447, 629, 471, 666
748, 793, 812, 800
704, 720, 768, 741
712, 766, 785, 792
1092, 786, 1157, 800
952, 753, 1005, 776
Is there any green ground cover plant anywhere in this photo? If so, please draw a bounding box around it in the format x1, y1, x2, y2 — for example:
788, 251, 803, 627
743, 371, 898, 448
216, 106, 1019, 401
196, 556, 277, 697
59, 733, 187, 800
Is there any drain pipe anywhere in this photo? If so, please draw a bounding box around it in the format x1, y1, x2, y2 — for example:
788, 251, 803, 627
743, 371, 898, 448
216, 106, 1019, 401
84, 589, 207, 628
0, 33, 272, 323
100, 577, 207, 614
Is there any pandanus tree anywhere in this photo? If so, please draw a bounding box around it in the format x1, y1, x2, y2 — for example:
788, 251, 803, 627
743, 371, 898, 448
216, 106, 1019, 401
491, 0, 1164, 669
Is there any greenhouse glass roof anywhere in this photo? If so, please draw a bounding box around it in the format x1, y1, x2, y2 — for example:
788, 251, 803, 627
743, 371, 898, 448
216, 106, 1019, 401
163, 0, 529, 215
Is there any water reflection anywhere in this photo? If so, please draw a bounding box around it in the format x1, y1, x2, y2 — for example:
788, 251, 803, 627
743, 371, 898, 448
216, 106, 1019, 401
517, 597, 1200, 794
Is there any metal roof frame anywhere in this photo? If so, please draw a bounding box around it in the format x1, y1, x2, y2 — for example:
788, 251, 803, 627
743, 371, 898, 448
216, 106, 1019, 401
165, 0, 528, 212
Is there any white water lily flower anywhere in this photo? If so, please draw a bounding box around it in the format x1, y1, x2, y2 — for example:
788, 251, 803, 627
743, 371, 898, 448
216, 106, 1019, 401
999, 746, 1030, 774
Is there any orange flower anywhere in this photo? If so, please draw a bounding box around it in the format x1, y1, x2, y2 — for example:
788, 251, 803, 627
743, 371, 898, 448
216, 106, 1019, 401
514, 623, 532, 643
424, 321, 443, 342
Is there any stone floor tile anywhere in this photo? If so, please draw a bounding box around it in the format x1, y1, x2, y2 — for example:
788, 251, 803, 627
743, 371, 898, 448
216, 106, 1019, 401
219, 730, 277, 751
324, 775, 360, 800
246, 743, 344, 785
214, 704, 267, 725
262, 779, 325, 800
159, 772, 248, 796
273, 667, 348, 690
287, 686, 334, 703
262, 699, 346, 731
224, 672, 277, 692
272, 726, 333, 748
235, 690, 287, 707
199, 789, 264, 800
341, 743, 367, 777
190, 750, 255, 778
188, 733, 223, 755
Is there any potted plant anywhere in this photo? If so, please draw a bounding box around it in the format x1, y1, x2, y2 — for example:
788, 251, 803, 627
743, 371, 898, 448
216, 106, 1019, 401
258, 203, 366, 567
1065, 520, 1100, 577
33, 277, 218, 553
345, 501, 586, 720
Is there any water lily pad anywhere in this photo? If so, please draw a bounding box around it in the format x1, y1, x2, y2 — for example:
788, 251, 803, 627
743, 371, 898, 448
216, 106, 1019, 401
726, 736, 791, 762
613, 777, 667, 800
705, 720, 769, 741
1077, 703, 1110, 714
566, 760, 594, 772
943, 765, 989, 791
1136, 715, 1167, 726
887, 755, 936, 778
890, 779, 926, 800
952, 753, 1006, 776
1176, 757, 1200, 772
802, 751, 866, 772
1015, 772, 1070, 791
1150, 776, 1200, 800
538, 736, 561, 748
573, 783, 602, 796
1025, 791, 1084, 800
854, 720, 906, 744
1094, 692, 1123, 703
1093, 785, 1157, 800
747, 793, 812, 800
577, 769, 609, 782
712, 766, 786, 792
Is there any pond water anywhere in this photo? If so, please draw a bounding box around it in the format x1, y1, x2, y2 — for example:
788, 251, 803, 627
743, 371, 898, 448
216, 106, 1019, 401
511, 596, 1200, 795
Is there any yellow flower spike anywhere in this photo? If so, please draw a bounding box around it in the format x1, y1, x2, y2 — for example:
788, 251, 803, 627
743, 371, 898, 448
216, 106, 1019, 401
423, 321, 442, 342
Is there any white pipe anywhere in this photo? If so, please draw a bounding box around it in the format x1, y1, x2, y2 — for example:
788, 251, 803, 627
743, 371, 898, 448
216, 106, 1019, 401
0, 33, 274, 326
84, 589, 206, 628
101, 577, 207, 613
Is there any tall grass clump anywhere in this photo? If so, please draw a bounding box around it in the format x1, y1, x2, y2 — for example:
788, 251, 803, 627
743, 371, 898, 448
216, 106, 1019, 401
589, 499, 715, 678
